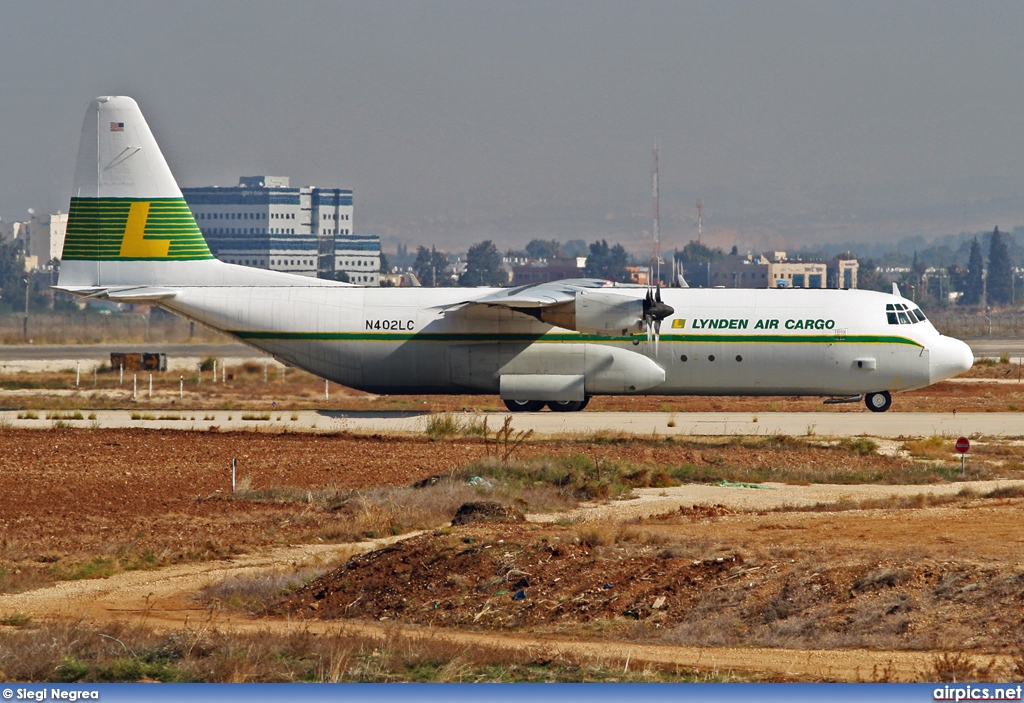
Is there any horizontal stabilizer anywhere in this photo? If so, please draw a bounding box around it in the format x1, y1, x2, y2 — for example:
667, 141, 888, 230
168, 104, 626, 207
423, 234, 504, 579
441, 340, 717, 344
54, 285, 178, 303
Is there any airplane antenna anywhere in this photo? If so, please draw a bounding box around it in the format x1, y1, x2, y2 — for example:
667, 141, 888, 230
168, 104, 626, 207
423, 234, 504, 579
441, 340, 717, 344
697, 198, 702, 245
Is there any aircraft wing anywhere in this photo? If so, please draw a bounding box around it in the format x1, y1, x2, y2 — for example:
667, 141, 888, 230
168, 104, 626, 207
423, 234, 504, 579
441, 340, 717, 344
446, 278, 628, 312
442, 279, 671, 339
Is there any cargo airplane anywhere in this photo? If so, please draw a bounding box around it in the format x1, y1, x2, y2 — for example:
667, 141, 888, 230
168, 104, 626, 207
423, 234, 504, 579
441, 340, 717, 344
55, 96, 974, 412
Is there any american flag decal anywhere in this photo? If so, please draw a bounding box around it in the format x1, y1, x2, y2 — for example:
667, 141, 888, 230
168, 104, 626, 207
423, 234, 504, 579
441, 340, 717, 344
110, 122, 124, 132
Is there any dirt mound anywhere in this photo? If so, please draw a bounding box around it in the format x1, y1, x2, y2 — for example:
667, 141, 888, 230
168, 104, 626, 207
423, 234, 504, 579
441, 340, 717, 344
276, 522, 1024, 652
276, 524, 740, 627
451, 502, 526, 525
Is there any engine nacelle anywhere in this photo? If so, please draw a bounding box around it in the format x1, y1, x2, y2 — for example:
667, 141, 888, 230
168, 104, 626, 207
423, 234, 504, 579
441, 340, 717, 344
538, 291, 644, 336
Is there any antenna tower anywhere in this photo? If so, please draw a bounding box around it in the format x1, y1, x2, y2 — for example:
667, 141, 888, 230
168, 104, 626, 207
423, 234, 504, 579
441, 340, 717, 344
697, 198, 703, 245
652, 145, 660, 286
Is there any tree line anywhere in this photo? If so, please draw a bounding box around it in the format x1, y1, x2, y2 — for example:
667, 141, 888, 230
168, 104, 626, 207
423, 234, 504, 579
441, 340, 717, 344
407, 238, 637, 287
870, 227, 1018, 308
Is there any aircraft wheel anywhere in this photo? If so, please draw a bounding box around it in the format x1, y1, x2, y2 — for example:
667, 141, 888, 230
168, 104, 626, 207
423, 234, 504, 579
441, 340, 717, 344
864, 391, 892, 413
547, 400, 585, 412
503, 399, 545, 412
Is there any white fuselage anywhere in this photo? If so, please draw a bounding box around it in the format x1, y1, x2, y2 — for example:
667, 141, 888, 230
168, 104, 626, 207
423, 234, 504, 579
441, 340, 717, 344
155, 281, 970, 398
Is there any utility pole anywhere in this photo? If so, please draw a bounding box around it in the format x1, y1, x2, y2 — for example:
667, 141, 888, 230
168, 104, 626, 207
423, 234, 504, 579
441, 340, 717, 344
23, 277, 29, 340
652, 144, 660, 286
697, 199, 703, 245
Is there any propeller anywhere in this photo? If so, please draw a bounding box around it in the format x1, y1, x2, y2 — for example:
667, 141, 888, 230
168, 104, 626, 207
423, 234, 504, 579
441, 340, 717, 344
642, 286, 674, 355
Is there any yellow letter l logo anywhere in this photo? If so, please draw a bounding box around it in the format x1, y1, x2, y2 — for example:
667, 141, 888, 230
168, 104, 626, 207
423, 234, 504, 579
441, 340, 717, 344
119, 202, 171, 258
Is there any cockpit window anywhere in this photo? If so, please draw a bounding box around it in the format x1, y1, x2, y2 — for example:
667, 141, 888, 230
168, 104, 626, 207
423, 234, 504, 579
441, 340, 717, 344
886, 302, 927, 325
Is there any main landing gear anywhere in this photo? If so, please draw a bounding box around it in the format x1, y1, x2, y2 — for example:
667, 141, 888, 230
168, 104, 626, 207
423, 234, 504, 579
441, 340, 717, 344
864, 391, 892, 413
502, 398, 591, 412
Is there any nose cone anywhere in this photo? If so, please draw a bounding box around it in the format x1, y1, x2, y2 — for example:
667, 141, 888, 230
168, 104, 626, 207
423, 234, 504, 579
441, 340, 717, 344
930, 336, 974, 384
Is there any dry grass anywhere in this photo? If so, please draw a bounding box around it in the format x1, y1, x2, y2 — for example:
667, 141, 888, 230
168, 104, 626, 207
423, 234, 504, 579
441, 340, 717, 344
773, 485, 1024, 514
777, 488, 970, 513
658, 555, 1024, 663
219, 472, 577, 543
0, 618, 736, 682
196, 568, 323, 614
903, 435, 955, 460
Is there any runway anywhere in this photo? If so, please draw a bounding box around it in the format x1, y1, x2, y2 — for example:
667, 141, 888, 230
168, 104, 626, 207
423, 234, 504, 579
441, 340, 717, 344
2, 409, 1019, 439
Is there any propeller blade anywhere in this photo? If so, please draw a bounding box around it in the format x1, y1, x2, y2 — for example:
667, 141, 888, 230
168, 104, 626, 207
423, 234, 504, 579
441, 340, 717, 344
643, 286, 674, 322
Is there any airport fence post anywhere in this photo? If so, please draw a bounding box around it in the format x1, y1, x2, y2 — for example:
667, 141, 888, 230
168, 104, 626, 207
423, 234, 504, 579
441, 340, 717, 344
180, 375, 184, 399
76, 361, 80, 387
132, 373, 136, 399
231, 458, 237, 492
325, 379, 329, 400
197, 363, 202, 385
93, 367, 97, 387
119, 364, 123, 385
213, 360, 217, 384
149, 373, 153, 397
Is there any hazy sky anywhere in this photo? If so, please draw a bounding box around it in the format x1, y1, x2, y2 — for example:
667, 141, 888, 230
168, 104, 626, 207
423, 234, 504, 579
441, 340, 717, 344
3, 1, 1024, 254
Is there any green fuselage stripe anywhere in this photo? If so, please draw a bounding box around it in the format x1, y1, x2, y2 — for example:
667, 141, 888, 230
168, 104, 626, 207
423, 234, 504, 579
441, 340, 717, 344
230, 330, 923, 347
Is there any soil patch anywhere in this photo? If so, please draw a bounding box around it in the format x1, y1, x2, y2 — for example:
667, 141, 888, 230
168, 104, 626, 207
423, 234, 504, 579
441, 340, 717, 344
276, 513, 1024, 653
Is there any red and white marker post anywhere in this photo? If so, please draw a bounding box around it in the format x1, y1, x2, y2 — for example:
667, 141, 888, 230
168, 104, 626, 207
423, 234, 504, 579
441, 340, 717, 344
955, 436, 970, 475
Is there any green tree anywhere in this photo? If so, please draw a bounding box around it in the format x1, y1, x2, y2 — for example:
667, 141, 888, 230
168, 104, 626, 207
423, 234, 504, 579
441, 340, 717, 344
413, 246, 451, 287
562, 239, 588, 257
961, 237, 985, 305
986, 227, 1014, 306
856, 258, 887, 292
459, 240, 505, 287
905, 250, 928, 301
525, 239, 562, 260
0, 239, 26, 312
925, 269, 949, 307
947, 263, 968, 297
911, 250, 927, 277
584, 239, 630, 282
673, 240, 725, 288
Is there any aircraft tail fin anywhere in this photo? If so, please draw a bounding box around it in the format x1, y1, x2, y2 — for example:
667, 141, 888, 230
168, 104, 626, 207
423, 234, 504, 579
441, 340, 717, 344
63, 97, 214, 264
58, 96, 351, 293
58, 96, 222, 290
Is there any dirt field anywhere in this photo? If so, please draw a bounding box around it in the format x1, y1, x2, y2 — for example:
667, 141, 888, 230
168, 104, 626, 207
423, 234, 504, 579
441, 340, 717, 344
1, 354, 1023, 682
1, 424, 1024, 681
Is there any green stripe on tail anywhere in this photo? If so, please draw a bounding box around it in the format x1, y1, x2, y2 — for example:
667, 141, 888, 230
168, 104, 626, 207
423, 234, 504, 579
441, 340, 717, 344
63, 197, 213, 261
